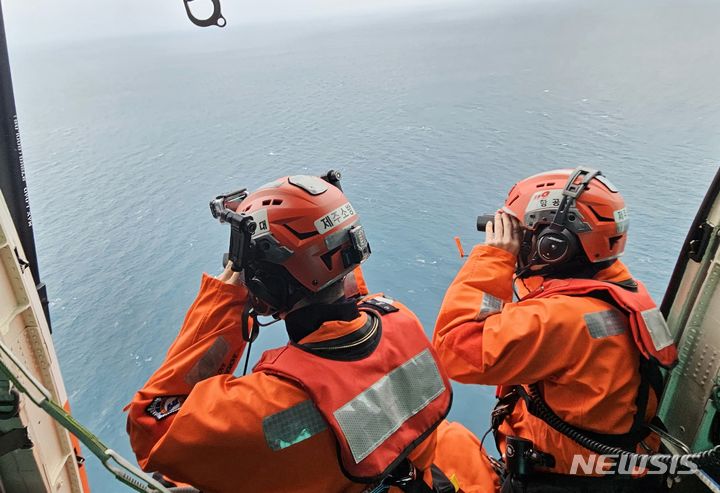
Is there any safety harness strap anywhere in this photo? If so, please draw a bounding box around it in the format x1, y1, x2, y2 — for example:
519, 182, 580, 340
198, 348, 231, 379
492, 280, 668, 454
492, 360, 662, 456
492, 351, 661, 447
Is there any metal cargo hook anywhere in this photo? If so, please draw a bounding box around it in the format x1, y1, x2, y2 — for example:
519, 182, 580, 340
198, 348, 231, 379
182, 0, 226, 28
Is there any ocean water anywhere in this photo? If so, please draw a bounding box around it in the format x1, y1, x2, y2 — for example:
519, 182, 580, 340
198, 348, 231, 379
7, 0, 720, 490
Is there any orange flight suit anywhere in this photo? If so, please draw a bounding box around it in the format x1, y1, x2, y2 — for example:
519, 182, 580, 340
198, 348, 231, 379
126, 274, 499, 493
433, 245, 659, 476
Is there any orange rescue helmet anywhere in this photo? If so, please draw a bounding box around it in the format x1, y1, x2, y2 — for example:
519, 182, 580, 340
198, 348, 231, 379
235, 174, 370, 313
502, 168, 629, 263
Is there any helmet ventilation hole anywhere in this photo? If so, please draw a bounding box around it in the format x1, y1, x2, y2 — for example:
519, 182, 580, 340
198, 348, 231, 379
320, 247, 341, 270
261, 199, 284, 206
587, 205, 614, 222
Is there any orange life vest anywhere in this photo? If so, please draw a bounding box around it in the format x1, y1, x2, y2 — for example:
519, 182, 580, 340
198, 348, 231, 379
254, 297, 453, 483
490, 277, 674, 465
525, 278, 677, 367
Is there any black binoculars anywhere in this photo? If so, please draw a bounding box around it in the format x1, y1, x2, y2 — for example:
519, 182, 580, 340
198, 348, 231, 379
476, 214, 496, 232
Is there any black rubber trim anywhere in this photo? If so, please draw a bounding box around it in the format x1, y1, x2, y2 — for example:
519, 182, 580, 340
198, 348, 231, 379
0, 9, 51, 330
661, 167, 720, 317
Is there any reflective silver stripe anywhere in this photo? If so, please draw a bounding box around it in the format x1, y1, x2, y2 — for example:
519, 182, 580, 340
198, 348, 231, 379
641, 308, 674, 351
263, 400, 328, 451
333, 348, 446, 464
584, 309, 627, 339
477, 294, 503, 321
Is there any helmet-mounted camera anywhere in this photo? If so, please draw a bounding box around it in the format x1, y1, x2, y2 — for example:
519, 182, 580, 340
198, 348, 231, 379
209, 189, 258, 272
210, 189, 249, 222
343, 224, 371, 267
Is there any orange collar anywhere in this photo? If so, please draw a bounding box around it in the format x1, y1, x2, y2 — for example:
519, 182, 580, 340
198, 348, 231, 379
299, 312, 370, 344
593, 260, 633, 284
516, 260, 634, 297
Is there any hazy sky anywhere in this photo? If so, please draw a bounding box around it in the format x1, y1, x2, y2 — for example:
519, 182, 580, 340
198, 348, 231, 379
5, 0, 483, 47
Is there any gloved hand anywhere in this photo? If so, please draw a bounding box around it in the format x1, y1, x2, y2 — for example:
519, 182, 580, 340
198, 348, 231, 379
485, 212, 523, 257
216, 260, 244, 286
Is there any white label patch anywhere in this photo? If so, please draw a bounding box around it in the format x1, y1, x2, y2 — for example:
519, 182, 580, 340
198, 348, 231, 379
614, 208, 629, 233
526, 189, 564, 213
477, 294, 503, 321
641, 308, 674, 351
314, 202, 356, 234
250, 209, 270, 237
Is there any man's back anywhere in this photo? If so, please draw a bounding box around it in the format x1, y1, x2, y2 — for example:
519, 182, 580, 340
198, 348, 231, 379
126, 275, 440, 492
433, 248, 657, 474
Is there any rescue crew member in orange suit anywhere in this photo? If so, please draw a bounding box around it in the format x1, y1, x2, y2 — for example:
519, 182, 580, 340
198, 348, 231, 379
126, 173, 499, 493
433, 168, 677, 492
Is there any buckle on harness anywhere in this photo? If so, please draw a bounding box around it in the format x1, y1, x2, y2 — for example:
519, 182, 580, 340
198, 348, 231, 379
492, 387, 528, 431
367, 460, 426, 493
492, 401, 515, 430
388, 459, 418, 487
505, 436, 555, 480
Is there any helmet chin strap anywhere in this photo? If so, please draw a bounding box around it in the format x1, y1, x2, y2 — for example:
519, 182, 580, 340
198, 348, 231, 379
240, 277, 345, 375
515, 261, 539, 280
240, 302, 281, 376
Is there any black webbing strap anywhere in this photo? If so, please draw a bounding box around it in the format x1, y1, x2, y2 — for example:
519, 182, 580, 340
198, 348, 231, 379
491, 364, 657, 452
489, 284, 666, 452
429, 464, 457, 493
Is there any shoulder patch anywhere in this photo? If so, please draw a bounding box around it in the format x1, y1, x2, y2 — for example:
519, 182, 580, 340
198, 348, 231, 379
263, 400, 327, 451
146, 395, 186, 421
477, 294, 503, 321
584, 310, 627, 339
360, 297, 399, 314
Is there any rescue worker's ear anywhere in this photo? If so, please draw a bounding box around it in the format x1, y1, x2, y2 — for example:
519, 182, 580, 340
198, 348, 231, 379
535, 227, 578, 264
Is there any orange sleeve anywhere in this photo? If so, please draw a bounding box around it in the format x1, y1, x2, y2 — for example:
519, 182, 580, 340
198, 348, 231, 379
126, 273, 250, 468
433, 245, 580, 385
432, 421, 500, 493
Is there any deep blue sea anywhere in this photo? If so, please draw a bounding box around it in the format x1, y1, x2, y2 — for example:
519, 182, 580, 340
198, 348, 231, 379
7, 0, 720, 490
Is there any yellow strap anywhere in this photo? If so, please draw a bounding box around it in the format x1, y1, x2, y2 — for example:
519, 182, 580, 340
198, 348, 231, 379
449, 473, 460, 492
